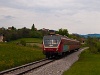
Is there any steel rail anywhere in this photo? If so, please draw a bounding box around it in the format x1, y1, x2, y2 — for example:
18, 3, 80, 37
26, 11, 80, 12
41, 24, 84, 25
0, 58, 48, 75
15, 60, 54, 75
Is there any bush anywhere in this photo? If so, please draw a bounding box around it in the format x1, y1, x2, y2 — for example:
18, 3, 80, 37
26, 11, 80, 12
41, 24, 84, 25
20, 40, 26, 46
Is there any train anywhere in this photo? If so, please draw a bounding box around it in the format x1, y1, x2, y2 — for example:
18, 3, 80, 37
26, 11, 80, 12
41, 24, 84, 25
42, 34, 80, 58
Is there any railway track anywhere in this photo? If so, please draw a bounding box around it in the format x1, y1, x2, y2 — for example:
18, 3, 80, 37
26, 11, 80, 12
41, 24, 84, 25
0, 48, 88, 75
0, 58, 55, 75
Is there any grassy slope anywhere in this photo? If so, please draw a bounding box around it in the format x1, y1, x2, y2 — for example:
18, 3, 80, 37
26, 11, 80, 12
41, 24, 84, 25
63, 50, 100, 75
0, 43, 45, 71
10, 38, 42, 43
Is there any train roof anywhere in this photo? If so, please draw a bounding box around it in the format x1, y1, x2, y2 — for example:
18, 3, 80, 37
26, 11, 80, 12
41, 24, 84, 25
43, 35, 79, 42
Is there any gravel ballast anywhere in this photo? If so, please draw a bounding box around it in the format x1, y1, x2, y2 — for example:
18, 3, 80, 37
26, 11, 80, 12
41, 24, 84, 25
26, 47, 88, 75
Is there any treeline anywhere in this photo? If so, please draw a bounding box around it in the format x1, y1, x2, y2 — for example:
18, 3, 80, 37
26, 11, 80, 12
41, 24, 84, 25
0, 24, 44, 42
0, 24, 70, 42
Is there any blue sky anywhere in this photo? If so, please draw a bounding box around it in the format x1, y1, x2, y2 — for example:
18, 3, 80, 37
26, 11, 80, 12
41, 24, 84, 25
0, 0, 100, 34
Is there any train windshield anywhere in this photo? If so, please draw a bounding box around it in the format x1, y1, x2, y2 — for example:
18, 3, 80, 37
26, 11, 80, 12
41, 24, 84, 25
43, 35, 61, 47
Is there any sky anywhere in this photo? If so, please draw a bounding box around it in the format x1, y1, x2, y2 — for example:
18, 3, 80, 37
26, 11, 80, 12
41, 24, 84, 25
0, 0, 100, 34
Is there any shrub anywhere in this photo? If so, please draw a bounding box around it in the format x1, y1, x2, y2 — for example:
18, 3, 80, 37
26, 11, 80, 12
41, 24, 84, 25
20, 40, 26, 46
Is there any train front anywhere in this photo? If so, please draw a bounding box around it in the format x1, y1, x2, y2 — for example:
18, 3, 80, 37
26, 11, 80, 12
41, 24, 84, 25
43, 35, 61, 58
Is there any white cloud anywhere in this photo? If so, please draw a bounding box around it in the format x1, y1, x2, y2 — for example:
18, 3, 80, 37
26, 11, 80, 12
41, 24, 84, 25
0, 0, 100, 34
0, 6, 36, 28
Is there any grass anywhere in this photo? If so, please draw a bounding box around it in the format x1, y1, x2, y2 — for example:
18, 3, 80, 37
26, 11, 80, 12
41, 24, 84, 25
0, 43, 45, 71
10, 38, 42, 43
63, 49, 100, 75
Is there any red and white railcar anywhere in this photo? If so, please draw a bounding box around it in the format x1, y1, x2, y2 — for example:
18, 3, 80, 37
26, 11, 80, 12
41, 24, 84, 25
43, 35, 80, 58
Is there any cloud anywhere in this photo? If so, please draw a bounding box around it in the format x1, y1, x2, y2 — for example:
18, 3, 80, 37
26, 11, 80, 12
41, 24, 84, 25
0, 7, 36, 28
0, 0, 100, 34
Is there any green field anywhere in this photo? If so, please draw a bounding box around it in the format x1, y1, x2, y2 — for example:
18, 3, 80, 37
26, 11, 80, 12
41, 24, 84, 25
63, 49, 100, 75
10, 38, 42, 43
0, 42, 45, 71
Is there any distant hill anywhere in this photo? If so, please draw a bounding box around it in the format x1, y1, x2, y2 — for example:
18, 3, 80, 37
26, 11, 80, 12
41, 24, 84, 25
80, 34, 100, 38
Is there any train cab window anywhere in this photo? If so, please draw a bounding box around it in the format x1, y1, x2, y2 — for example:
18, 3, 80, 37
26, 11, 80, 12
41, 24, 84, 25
43, 35, 61, 47
44, 39, 59, 45
53, 39, 59, 44
44, 39, 51, 44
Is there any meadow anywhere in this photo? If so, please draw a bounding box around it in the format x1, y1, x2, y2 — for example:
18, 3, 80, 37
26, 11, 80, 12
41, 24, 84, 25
63, 49, 100, 75
0, 38, 45, 71
10, 38, 42, 43
63, 38, 100, 75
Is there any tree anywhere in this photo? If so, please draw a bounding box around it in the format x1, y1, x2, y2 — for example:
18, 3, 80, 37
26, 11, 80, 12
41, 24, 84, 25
56, 28, 69, 36
21, 27, 31, 38
12, 26, 16, 30
30, 31, 43, 38
69, 34, 82, 41
31, 24, 35, 31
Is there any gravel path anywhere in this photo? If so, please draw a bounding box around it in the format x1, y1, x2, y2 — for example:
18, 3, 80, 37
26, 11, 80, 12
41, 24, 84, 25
26, 47, 88, 75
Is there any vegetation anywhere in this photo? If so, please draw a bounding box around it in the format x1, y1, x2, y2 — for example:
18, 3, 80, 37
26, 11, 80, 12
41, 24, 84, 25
86, 37, 100, 53
63, 38, 100, 75
31, 24, 35, 31
56, 28, 69, 36
10, 38, 42, 43
10, 38, 43, 48
20, 40, 26, 46
0, 24, 71, 43
1, 24, 100, 74
0, 24, 43, 42
0, 43, 45, 71
63, 49, 100, 75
